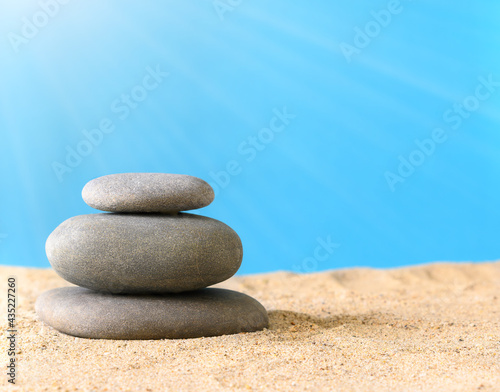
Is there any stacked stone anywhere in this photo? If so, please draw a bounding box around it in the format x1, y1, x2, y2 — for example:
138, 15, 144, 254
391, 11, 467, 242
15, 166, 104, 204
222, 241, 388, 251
35, 173, 268, 340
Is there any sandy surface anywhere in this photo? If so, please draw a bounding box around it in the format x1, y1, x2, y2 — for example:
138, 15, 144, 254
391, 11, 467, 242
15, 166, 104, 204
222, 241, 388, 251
1, 261, 499, 392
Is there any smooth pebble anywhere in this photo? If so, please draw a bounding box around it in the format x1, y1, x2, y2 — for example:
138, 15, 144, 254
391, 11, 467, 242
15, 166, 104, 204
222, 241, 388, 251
35, 287, 269, 339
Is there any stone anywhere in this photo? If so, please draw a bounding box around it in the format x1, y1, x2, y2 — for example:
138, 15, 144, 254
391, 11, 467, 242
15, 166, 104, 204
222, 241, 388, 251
35, 287, 269, 339
82, 173, 214, 213
46, 213, 242, 294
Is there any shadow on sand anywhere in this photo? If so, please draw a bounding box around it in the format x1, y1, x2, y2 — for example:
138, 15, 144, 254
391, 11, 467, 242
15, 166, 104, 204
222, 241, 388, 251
266, 309, 406, 333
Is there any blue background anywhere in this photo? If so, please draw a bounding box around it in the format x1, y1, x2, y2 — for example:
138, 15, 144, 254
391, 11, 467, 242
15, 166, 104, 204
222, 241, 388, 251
1, 0, 499, 274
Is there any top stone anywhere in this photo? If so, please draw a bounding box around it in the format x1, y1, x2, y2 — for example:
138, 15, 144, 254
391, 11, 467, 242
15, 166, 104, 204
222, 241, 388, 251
82, 173, 214, 213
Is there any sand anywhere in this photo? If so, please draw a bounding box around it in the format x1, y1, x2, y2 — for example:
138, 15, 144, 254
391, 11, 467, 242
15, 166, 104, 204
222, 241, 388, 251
1, 261, 499, 392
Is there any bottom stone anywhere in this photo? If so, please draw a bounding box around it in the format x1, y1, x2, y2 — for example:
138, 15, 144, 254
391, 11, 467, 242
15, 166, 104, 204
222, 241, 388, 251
35, 287, 269, 339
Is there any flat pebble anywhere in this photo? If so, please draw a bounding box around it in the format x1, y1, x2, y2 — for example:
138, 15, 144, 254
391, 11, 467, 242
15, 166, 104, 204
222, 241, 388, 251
82, 173, 214, 213
35, 287, 269, 339
46, 213, 242, 293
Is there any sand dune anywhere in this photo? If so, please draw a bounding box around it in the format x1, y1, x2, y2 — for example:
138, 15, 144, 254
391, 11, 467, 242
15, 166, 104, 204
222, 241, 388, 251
1, 261, 499, 391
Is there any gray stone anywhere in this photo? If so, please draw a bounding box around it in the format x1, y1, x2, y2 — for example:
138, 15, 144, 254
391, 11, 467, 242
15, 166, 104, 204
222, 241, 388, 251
82, 173, 214, 213
35, 287, 269, 339
46, 213, 242, 293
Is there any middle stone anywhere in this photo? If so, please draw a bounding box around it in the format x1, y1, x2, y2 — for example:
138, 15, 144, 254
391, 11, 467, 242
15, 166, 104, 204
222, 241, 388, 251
46, 213, 243, 294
